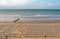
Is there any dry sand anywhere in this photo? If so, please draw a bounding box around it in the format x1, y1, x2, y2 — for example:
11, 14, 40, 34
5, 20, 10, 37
0, 22, 60, 39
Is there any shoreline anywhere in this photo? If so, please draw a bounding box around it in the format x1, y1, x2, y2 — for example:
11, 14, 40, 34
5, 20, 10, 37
0, 22, 60, 23
0, 22, 60, 25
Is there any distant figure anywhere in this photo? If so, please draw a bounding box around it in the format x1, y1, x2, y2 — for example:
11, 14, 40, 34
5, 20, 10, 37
14, 19, 20, 22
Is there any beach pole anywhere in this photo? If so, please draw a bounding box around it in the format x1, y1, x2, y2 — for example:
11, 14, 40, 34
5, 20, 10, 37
45, 34, 47, 39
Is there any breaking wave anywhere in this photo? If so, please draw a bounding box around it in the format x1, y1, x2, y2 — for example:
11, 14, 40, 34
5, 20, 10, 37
0, 14, 60, 22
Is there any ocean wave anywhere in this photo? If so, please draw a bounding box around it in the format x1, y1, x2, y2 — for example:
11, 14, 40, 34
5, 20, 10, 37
0, 14, 60, 22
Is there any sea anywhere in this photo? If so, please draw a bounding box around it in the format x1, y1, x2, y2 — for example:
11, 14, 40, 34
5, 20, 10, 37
0, 9, 60, 22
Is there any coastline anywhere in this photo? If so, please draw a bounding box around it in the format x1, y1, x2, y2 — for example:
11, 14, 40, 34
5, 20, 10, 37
0, 22, 60, 24
0, 22, 60, 26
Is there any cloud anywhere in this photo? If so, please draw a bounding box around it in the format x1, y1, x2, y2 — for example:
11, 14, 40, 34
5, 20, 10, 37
0, 0, 59, 9
0, 0, 39, 6
0, 0, 30, 6
47, 3, 53, 6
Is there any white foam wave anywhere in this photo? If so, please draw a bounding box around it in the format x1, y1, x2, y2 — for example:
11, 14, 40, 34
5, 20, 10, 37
0, 14, 60, 22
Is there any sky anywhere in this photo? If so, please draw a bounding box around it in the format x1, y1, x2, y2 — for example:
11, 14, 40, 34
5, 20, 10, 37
0, 0, 60, 9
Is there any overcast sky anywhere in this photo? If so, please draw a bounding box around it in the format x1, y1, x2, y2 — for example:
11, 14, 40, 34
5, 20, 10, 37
0, 0, 60, 9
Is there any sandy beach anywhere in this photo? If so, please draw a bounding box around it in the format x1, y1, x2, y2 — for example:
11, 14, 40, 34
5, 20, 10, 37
0, 22, 60, 39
